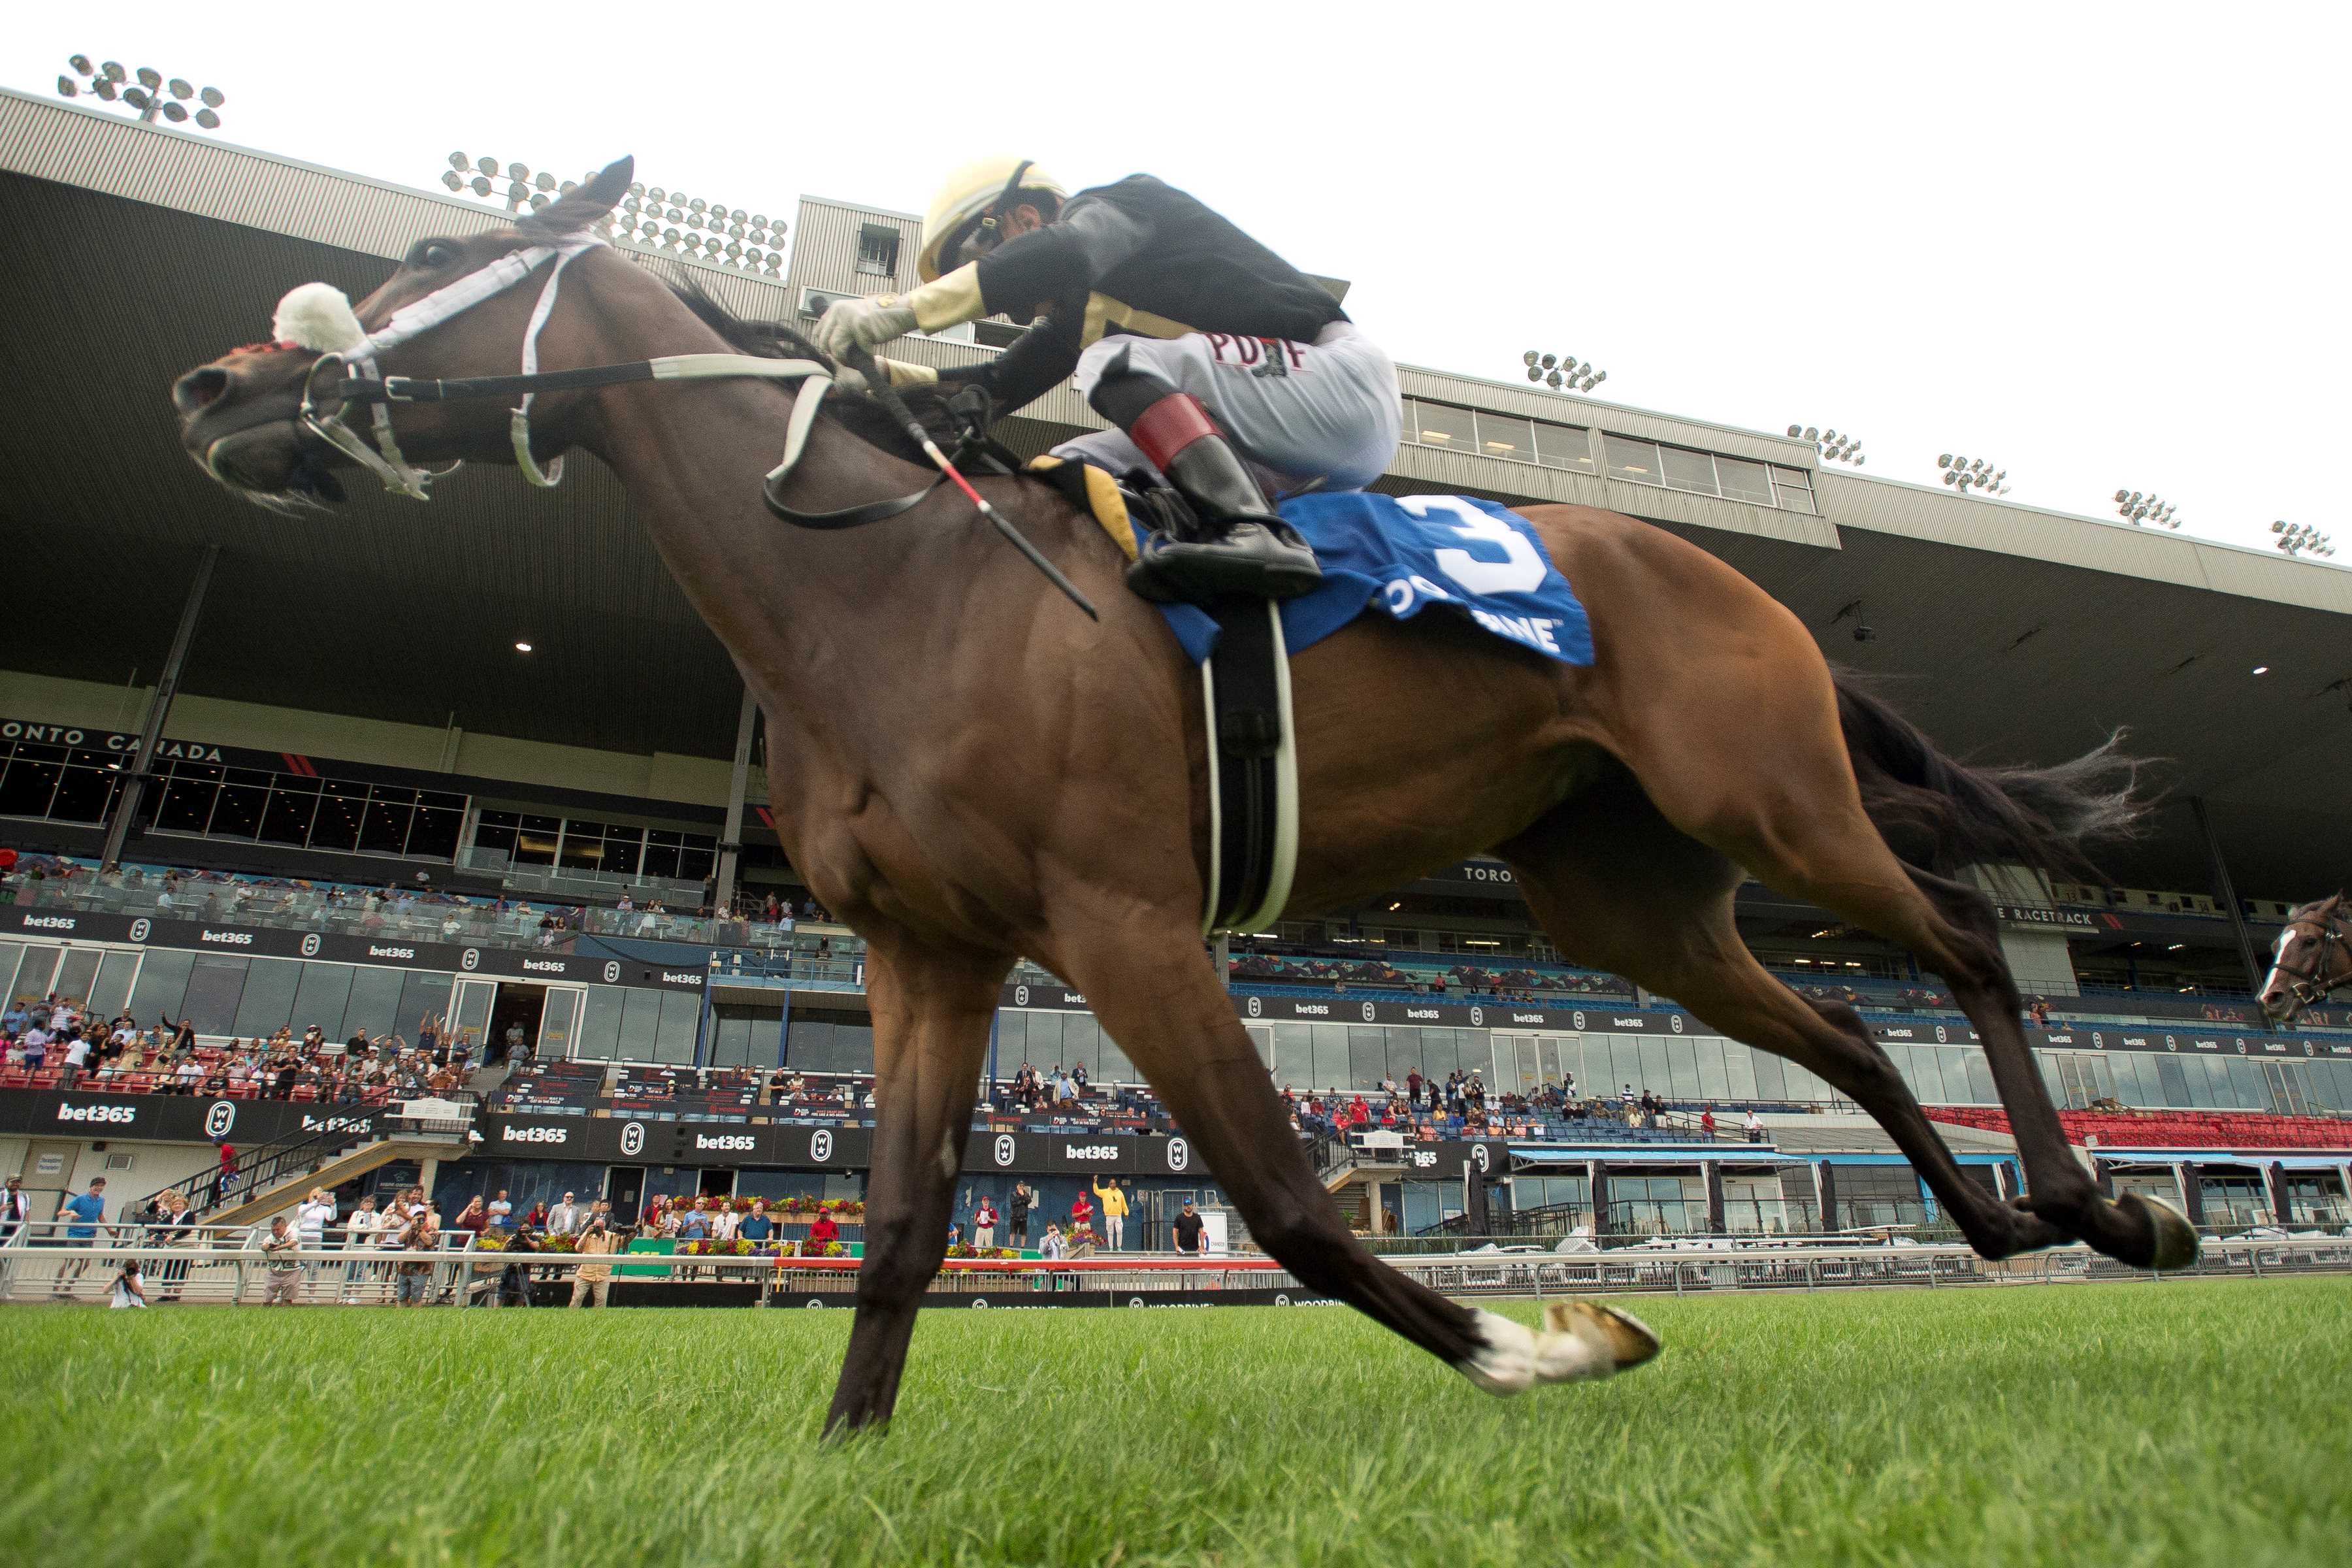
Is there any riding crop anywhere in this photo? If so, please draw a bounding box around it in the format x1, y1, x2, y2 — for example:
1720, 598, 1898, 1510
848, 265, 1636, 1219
844, 348, 1100, 622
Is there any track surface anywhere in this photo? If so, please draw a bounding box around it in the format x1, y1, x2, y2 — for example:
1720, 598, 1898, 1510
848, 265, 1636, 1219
3, 1277, 2346, 1566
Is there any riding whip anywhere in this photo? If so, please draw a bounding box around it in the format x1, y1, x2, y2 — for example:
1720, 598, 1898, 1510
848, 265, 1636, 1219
844, 348, 1100, 621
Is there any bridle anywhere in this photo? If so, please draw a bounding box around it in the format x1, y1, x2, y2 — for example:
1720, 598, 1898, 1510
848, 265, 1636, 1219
263, 222, 1097, 608
275, 231, 894, 523
2266, 907, 2350, 1009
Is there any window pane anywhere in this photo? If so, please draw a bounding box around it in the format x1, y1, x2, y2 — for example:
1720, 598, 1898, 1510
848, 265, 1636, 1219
232, 956, 304, 1039
1604, 434, 1663, 485
677, 845, 715, 882
153, 769, 218, 834
259, 788, 318, 846
1660, 447, 1719, 496
126, 949, 195, 1024
1409, 400, 1477, 451
341, 965, 407, 1042
1535, 423, 1595, 472
471, 812, 519, 854
1313, 1023, 1351, 1092
576, 986, 625, 1062
311, 782, 367, 851
1349, 1026, 1387, 1088
600, 830, 643, 876
1717, 456, 1774, 505
559, 823, 610, 870
291, 962, 356, 1039
1271, 1022, 1313, 1087
1771, 468, 1816, 514
405, 808, 462, 860
89, 951, 139, 1017
49, 766, 114, 824
395, 970, 454, 1045
642, 840, 680, 879
360, 796, 414, 855
1475, 412, 1537, 465
206, 783, 266, 840
617, 990, 663, 1061
178, 955, 251, 1036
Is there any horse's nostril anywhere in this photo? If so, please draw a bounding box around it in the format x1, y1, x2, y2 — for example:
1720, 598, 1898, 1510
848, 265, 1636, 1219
174, 367, 231, 415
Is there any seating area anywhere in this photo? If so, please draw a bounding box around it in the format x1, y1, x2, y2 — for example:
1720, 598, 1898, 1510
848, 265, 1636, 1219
1927, 1105, 2352, 1152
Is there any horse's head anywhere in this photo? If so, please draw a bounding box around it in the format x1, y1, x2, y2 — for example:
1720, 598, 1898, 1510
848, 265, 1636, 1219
2259, 892, 2350, 1024
172, 157, 635, 507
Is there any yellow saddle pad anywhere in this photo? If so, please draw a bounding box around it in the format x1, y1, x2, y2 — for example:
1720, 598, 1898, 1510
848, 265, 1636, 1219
1024, 455, 1138, 562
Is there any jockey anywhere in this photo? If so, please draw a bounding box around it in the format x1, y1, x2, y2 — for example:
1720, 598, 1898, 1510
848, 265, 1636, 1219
812, 157, 1400, 605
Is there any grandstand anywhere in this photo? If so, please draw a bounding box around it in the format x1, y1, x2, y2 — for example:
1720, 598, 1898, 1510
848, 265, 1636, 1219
3, 86, 2350, 1264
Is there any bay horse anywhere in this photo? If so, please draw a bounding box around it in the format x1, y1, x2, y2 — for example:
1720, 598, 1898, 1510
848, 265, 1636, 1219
2259, 894, 2350, 1024
171, 159, 2195, 1433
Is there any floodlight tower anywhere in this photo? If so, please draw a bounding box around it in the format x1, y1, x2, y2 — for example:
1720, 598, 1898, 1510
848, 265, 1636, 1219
2112, 489, 2181, 529
439, 152, 787, 278
2272, 521, 2336, 559
1519, 350, 1608, 393
1786, 425, 1865, 466
1935, 453, 2010, 496
55, 56, 225, 129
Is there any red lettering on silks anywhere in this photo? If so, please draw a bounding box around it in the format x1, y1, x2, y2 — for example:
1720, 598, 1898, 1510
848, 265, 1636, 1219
1235, 336, 1262, 367
1205, 333, 1231, 361
1283, 340, 1307, 370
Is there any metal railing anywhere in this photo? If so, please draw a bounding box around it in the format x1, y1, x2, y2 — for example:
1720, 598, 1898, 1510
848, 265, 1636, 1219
134, 1092, 476, 1223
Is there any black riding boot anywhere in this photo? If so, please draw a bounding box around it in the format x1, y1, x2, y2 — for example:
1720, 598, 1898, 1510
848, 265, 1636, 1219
1090, 360, 1321, 604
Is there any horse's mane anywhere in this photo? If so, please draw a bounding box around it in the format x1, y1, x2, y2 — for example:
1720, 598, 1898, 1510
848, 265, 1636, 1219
661, 278, 962, 465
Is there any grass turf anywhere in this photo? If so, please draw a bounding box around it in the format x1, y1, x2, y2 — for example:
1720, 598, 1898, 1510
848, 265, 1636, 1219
2, 1277, 2347, 1567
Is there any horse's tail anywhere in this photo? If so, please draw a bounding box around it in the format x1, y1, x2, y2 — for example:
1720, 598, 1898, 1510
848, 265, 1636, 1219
1833, 672, 2150, 878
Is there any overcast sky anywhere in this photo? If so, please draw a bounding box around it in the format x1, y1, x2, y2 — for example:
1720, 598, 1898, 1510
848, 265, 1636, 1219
11, 3, 2345, 560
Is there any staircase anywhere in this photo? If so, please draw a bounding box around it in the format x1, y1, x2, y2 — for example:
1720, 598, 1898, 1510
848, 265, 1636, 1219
140, 1095, 477, 1228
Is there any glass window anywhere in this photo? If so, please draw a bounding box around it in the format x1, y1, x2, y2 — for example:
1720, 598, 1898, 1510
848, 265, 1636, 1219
575, 986, 625, 1062
1475, 412, 1537, 465
153, 767, 219, 834
1660, 446, 1719, 496
677, 839, 717, 883
2153, 1054, 2190, 1107
126, 948, 195, 1024
52, 949, 101, 1007
655, 990, 702, 1064
360, 792, 415, 856
1422, 1027, 1461, 1084
559, 821, 610, 870
1750, 1049, 1787, 1101
1348, 1026, 1388, 1088
1604, 434, 1663, 485
178, 955, 252, 1036
1723, 1043, 1757, 1101
48, 764, 114, 824
617, 990, 664, 1062
0, 747, 61, 817
1060, 1015, 1100, 1077
1408, 400, 1477, 451
341, 965, 407, 1041
642, 830, 681, 880
258, 787, 318, 847
394, 970, 455, 1044
1716, 456, 1775, 505
88, 951, 139, 1017
291, 962, 356, 1040
1637, 1037, 1671, 1097
232, 957, 303, 1038
598, 829, 642, 876
1963, 1050, 1997, 1105
406, 808, 463, 861
514, 815, 561, 867
471, 810, 519, 855
1383, 1026, 1424, 1083
1665, 1037, 1702, 1100
1771, 468, 1816, 514
1097, 1024, 1135, 1083
310, 781, 367, 852
1695, 1040, 1730, 1100
1535, 423, 1595, 472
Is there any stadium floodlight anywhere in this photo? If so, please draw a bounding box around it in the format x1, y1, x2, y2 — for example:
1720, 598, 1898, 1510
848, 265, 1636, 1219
2112, 487, 2183, 529
1789, 423, 1865, 466
438, 154, 788, 277
56, 53, 225, 130
1935, 451, 2010, 496
2272, 520, 2336, 559
1520, 348, 1609, 393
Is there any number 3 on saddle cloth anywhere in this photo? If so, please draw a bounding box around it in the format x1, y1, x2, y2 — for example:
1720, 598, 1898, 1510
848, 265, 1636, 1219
1031, 461, 1594, 936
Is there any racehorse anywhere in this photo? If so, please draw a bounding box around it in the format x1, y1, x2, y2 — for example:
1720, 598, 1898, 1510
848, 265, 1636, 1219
2259, 894, 2350, 1024
171, 158, 2196, 1435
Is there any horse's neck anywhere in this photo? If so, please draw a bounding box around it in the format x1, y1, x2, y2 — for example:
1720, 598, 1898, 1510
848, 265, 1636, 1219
566, 266, 944, 681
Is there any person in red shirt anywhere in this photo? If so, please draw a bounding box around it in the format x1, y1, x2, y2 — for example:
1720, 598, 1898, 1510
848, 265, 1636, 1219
1070, 1188, 1094, 1238
807, 1212, 840, 1253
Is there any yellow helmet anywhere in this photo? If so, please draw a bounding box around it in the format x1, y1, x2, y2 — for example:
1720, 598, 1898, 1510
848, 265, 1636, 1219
917, 155, 1068, 282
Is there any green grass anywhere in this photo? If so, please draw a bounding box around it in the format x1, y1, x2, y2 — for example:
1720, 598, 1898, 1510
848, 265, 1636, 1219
3, 1278, 2347, 1567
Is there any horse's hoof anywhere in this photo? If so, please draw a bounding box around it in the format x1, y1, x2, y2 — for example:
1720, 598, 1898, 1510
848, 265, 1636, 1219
2118, 1192, 2200, 1271
1543, 1299, 1661, 1376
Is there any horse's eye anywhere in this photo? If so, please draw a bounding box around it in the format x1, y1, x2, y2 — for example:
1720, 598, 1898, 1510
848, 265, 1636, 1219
411, 240, 459, 269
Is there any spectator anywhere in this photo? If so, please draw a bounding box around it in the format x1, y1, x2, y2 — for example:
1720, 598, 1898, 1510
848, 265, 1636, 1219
546, 1192, 583, 1236
296, 1186, 337, 1299
54, 1177, 108, 1295
570, 1218, 618, 1308
807, 1210, 841, 1252
1070, 1186, 1094, 1240
1744, 1109, 1765, 1143
1092, 1177, 1128, 1252
451, 1196, 489, 1241
1039, 1222, 1066, 1260
486, 1188, 514, 1228
1009, 1181, 1034, 1247
738, 1205, 774, 1245
1699, 1107, 1717, 1139
259, 1216, 302, 1305
972, 1195, 997, 1249
341, 1194, 382, 1303
395, 1212, 438, 1307
0, 1174, 29, 1244
1173, 1200, 1205, 1256
214, 1139, 238, 1204
109, 1256, 149, 1310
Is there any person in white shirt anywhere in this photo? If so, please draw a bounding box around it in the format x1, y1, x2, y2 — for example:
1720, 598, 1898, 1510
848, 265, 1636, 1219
295, 1188, 337, 1299
110, 1257, 149, 1309
485, 1189, 514, 1228
340, 1195, 382, 1302
1743, 1109, 1765, 1144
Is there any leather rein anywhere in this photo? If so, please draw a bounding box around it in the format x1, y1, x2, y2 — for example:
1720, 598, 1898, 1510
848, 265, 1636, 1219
2270, 911, 2352, 1007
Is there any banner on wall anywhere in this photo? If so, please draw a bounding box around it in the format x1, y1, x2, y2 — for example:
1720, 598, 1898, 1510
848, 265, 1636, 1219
0, 1090, 378, 1145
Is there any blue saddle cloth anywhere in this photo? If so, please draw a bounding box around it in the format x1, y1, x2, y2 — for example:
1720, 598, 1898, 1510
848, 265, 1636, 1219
1149, 492, 1592, 667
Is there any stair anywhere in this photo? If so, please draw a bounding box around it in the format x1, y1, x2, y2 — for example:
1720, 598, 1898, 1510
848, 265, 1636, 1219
202, 1136, 462, 1228
137, 1096, 477, 1228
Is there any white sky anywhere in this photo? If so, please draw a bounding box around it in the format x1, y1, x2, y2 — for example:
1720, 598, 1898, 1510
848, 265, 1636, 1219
10, 3, 2347, 559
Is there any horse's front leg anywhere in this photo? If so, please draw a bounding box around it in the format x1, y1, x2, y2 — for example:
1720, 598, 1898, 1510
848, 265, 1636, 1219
823, 938, 1006, 1439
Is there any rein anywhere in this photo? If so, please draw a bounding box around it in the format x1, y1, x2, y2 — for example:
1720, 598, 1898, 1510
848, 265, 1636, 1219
2272, 913, 2351, 1007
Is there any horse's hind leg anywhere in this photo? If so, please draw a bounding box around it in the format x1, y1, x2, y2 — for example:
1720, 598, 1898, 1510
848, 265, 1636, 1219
1047, 919, 1657, 1394
1497, 784, 2063, 1260
823, 938, 1005, 1438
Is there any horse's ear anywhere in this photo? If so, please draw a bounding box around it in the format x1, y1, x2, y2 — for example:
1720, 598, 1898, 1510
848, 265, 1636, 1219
516, 156, 634, 238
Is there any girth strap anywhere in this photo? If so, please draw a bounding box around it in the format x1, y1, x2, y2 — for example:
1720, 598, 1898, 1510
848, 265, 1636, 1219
1200, 600, 1299, 936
